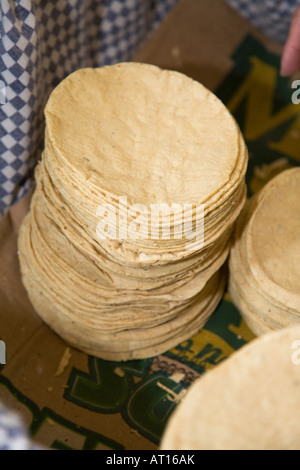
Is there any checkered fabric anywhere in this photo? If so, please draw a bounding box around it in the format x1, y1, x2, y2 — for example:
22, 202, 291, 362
0, 403, 41, 450
224, 0, 300, 44
0, 0, 177, 217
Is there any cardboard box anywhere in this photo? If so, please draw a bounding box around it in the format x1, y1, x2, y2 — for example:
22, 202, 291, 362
0, 0, 298, 450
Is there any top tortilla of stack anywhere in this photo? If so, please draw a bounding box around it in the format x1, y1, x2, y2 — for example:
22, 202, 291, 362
45, 63, 246, 207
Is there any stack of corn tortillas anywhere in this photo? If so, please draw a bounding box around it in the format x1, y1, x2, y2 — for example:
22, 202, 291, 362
18, 63, 248, 360
229, 168, 300, 336
160, 325, 300, 450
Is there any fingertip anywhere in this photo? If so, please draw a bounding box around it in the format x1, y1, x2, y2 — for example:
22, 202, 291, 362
281, 48, 300, 77
280, 60, 294, 77
280, 6, 300, 76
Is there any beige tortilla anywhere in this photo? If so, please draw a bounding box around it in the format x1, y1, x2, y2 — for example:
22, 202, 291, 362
45, 63, 244, 207
245, 168, 300, 309
161, 325, 300, 450
229, 169, 300, 335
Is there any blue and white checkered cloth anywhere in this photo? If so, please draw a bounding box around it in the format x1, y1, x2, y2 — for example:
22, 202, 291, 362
0, 0, 177, 216
224, 0, 300, 44
0, 403, 41, 450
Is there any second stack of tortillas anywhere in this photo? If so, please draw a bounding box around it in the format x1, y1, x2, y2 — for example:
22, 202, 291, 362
229, 168, 300, 336
18, 63, 248, 360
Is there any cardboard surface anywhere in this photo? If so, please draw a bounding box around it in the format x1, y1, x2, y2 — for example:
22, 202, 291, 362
135, 0, 282, 88
0, 0, 299, 450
